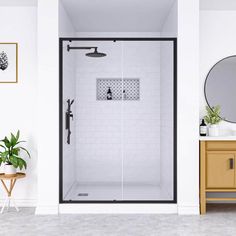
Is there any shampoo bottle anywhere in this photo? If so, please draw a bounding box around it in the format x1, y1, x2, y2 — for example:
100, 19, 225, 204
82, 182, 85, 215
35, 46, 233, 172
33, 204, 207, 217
200, 119, 207, 136
107, 87, 112, 100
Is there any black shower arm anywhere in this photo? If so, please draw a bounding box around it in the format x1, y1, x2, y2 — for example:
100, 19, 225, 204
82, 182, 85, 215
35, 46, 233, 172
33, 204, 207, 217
67, 45, 97, 52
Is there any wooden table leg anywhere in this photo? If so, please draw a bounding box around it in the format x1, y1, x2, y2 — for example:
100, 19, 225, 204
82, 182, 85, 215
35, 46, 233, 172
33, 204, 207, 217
1, 180, 10, 196
9, 179, 16, 196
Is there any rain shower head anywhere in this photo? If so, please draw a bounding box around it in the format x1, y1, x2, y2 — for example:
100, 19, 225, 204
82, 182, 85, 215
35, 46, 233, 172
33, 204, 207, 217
67, 45, 107, 58
86, 48, 107, 58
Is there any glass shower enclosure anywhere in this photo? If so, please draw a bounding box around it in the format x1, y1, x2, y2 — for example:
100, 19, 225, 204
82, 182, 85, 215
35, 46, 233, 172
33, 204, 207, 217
59, 38, 177, 203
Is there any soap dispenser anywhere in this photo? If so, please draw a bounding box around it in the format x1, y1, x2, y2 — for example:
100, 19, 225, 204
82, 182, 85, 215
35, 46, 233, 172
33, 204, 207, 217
200, 119, 207, 136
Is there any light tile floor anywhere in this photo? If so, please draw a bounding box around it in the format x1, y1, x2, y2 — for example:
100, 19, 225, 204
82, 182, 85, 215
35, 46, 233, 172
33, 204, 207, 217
0, 204, 236, 236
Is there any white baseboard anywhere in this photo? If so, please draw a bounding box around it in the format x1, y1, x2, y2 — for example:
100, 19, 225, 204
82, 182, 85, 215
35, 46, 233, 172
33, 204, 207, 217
0, 200, 199, 215
178, 205, 200, 215
0, 199, 36, 207
59, 204, 178, 214
35, 205, 59, 215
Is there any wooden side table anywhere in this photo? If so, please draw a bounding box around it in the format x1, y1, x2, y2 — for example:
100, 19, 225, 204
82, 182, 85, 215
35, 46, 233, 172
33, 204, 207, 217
0, 173, 26, 213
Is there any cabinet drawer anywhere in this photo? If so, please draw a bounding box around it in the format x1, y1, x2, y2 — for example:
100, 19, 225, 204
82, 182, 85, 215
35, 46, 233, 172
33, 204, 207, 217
207, 141, 236, 151
206, 152, 236, 188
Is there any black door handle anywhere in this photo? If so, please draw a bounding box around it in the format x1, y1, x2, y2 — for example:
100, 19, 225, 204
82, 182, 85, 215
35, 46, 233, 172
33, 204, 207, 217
230, 158, 234, 169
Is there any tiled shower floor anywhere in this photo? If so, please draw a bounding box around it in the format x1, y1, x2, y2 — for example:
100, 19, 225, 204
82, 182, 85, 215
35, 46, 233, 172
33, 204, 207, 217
64, 182, 172, 201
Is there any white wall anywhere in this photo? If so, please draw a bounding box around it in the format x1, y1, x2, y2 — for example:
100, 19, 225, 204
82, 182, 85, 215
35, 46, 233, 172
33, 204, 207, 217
59, 1, 77, 199
161, 1, 178, 37
200, 10, 236, 133
59, 2, 75, 37
0, 6, 37, 206
36, 0, 59, 214
177, 0, 200, 214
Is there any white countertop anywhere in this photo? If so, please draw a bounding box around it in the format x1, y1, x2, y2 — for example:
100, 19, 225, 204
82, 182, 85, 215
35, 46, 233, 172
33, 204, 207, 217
199, 136, 236, 141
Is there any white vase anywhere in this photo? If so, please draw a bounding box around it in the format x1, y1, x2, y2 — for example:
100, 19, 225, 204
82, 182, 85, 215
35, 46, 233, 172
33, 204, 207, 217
209, 124, 219, 137
4, 164, 16, 176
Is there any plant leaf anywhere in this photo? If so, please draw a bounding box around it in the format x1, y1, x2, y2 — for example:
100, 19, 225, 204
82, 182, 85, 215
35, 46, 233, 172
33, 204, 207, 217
3, 137, 11, 148
18, 147, 31, 158
16, 130, 20, 142
0, 151, 8, 158
12, 148, 19, 155
17, 158, 27, 169
15, 141, 26, 146
204, 105, 222, 125
18, 159, 23, 170
10, 133, 17, 146
9, 156, 18, 168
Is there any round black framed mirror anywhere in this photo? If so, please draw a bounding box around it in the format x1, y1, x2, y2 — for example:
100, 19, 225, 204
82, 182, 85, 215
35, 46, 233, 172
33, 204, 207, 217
204, 55, 236, 123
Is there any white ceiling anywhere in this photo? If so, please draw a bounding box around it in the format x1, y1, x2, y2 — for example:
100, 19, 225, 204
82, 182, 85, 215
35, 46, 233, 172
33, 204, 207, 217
61, 0, 176, 32
0, 0, 36, 6
200, 0, 236, 10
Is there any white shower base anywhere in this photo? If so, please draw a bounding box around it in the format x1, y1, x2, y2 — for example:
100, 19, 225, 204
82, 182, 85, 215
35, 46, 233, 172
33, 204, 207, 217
64, 182, 172, 201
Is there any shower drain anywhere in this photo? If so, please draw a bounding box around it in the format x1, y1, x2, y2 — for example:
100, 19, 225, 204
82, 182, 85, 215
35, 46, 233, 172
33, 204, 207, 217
78, 193, 89, 197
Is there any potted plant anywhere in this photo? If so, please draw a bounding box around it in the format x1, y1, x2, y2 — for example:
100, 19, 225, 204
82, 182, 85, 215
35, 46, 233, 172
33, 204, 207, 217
204, 105, 222, 136
0, 130, 30, 176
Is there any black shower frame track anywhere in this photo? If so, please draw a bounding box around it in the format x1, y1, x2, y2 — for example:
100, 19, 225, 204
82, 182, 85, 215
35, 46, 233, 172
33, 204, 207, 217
59, 37, 177, 204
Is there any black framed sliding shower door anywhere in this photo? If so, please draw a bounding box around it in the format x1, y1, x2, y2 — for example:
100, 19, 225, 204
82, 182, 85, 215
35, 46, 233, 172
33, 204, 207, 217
59, 38, 177, 204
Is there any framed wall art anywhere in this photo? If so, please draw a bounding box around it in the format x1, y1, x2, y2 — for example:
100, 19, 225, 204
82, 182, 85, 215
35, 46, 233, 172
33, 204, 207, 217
0, 43, 18, 83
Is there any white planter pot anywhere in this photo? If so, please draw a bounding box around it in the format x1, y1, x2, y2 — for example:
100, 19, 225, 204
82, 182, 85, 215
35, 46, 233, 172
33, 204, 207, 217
209, 124, 219, 137
4, 164, 16, 176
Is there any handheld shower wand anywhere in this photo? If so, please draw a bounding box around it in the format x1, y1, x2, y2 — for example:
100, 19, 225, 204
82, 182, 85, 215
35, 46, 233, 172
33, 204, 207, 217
66, 99, 74, 144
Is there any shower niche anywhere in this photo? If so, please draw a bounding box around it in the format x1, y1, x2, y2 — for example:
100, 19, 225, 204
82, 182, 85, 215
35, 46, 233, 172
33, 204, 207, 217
59, 38, 177, 203
97, 78, 140, 101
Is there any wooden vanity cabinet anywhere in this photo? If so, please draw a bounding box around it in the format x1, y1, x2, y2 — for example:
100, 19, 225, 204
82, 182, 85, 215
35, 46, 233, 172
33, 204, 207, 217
200, 141, 236, 214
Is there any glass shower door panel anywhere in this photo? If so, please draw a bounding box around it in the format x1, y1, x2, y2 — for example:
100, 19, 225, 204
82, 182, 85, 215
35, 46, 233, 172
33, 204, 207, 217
73, 41, 123, 201
62, 40, 77, 200
159, 41, 174, 201
122, 41, 174, 201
